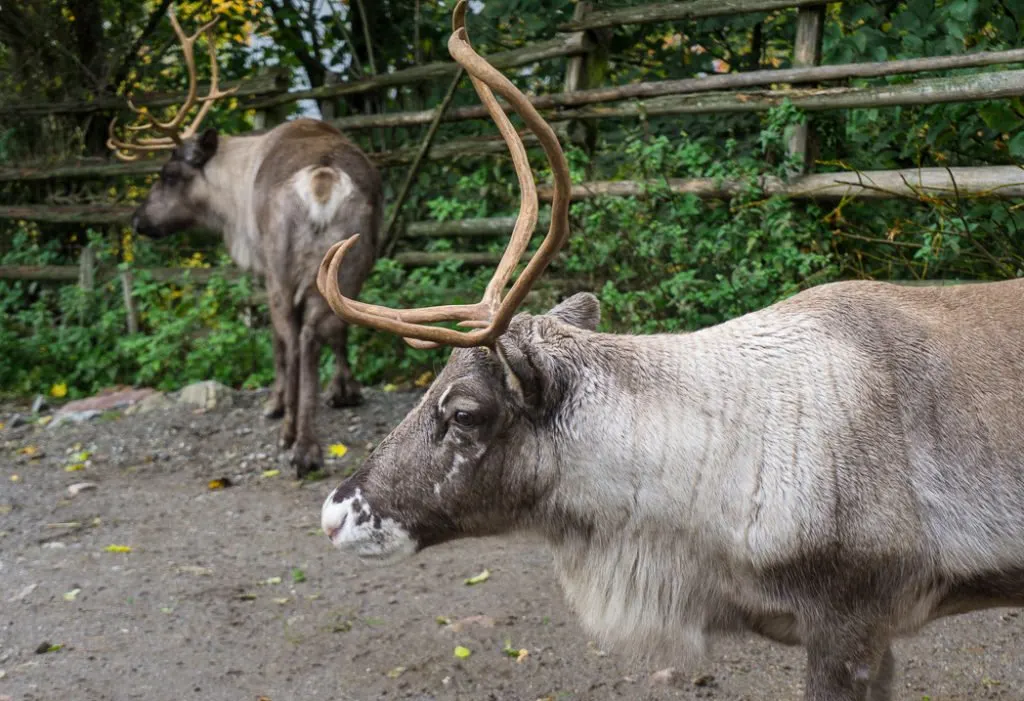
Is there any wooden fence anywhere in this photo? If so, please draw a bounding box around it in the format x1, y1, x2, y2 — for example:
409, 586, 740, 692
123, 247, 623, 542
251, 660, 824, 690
3, 0, 1024, 311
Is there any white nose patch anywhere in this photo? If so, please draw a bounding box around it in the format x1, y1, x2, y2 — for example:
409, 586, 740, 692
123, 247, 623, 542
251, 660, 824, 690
321, 487, 417, 560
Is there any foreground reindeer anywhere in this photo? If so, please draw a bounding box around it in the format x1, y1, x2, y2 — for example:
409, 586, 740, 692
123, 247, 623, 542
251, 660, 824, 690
108, 9, 382, 475
318, 3, 1024, 699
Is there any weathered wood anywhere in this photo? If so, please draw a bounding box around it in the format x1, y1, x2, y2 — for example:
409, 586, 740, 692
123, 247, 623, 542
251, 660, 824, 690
558, 0, 832, 31
787, 5, 826, 175
120, 270, 140, 334
0, 70, 289, 118
406, 215, 550, 239
329, 49, 1024, 131
0, 132, 544, 183
0, 160, 160, 183
250, 33, 588, 110
535, 166, 1024, 201
549, 69, 1024, 120
381, 68, 466, 258
0, 204, 134, 224
78, 247, 96, 292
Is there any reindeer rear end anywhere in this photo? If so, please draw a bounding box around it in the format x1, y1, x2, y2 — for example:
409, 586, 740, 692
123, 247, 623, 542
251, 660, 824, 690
108, 8, 382, 475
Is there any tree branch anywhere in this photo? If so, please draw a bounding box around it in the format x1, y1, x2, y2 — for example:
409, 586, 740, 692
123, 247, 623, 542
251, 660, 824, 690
109, 0, 175, 94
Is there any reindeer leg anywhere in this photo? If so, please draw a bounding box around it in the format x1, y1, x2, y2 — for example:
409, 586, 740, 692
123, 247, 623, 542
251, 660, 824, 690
323, 316, 362, 408
292, 312, 325, 477
263, 326, 288, 419
804, 625, 890, 701
267, 287, 300, 451
866, 646, 895, 701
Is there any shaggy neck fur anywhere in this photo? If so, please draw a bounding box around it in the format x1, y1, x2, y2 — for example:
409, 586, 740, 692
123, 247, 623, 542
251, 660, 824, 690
530, 309, 902, 659
194, 134, 266, 273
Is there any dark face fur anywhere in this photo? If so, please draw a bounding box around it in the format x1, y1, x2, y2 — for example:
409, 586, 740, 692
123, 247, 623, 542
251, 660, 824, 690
320, 293, 601, 559
131, 128, 219, 238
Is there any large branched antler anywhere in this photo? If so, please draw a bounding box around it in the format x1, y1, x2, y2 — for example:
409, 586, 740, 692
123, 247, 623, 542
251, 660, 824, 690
107, 6, 238, 162
316, 0, 571, 349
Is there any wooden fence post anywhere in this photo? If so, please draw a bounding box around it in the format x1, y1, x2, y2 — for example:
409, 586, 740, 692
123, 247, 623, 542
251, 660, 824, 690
786, 3, 826, 176
78, 246, 95, 292
120, 269, 140, 334
560, 1, 606, 157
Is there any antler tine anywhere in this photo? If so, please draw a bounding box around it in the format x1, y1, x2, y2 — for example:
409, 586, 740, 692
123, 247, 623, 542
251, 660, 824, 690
316, 0, 568, 349
107, 116, 179, 162
177, 23, 239, 140
106, 6, 237, 161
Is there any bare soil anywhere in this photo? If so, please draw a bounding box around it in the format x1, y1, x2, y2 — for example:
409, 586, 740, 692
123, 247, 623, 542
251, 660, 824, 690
1, 388, 1022, 701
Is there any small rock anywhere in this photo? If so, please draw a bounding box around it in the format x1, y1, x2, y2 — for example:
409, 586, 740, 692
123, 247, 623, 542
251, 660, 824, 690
68, 482, 98, 496
649, 668, 683, 688
125, 392, 174, 415
31, 395, 49, 414
9, 583, 37, 602
177, 381, 235, 410
48, 410, 102, 429
42, 542, 66, 549
692, 673, 716, 687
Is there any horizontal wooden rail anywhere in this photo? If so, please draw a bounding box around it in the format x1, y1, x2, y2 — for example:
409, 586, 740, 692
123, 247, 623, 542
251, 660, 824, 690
558, 0, 832, 31
332, 49, 1024, 131
549, 69, 1024, 120
0, 251, 522, 286
535, 166, 1024, 201
249, 33, 588, 110
405, 215, 550, 238
0, 70, 290, 118
0, 132, 543, 183
3, 167, 1020, 230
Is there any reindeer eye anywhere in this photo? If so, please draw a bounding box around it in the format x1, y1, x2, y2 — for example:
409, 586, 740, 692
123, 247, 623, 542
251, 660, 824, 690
452, 410, 476, 427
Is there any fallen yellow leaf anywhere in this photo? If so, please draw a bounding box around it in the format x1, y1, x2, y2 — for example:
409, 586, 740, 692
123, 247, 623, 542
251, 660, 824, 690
64, 463, 85, 472
0, 422, 5, 430
10, 474, 20, 482
414, 371, 435, 388
50, 383, 68, 398
272, 597, 290, 605
208, 478, 232, 489
37, 416, 52, 426
464, 569, 491, 586
453, 645, 471, 659
19, 445, 39, 457
327, 443, 348, 458
261, 469, 280, 478
386, 666, 406, 679
516, 649, 529, 663
63, 588, 81, 601
104, 545, 132, 553
382, 383, 398, 393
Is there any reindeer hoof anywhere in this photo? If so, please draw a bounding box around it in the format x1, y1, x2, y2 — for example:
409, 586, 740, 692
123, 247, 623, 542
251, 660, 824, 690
325, 380, 363, 409
292, 439, 323, 478
279, 419, 296, 450
263, 398, 285, 419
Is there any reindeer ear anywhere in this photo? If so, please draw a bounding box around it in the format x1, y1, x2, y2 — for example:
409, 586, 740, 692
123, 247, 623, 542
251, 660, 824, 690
184, 128, 219, 168
547, 292, 600, 331
492, 339, 540, 408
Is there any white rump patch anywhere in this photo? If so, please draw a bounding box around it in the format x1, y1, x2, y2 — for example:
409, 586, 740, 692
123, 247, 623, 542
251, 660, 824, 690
321, 487, 416, 561
293, 166, 354, 228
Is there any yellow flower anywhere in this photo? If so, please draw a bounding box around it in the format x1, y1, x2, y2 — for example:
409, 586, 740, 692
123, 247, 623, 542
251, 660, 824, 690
50, 383, 68, 398
327, 443, 348, 458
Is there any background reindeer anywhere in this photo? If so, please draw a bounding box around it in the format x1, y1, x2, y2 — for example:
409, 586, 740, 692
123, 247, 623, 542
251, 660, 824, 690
316, 3, 1024, 700
108, 9, 382, 476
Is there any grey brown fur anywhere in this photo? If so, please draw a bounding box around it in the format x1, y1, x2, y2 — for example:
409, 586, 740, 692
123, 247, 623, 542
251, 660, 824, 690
131, 118, 382, 475
322, 278, 1024, 700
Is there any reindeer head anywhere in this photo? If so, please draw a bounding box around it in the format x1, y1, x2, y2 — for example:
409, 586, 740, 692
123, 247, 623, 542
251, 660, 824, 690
106, 6, 236, 238
318, 0, 580, 559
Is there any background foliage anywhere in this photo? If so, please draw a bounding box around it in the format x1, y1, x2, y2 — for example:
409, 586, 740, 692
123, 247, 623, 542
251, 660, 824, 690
1, 0, 1022, 398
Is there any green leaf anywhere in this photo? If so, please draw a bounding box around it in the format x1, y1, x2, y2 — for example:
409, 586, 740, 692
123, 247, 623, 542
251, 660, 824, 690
1008, 132, 1024, 159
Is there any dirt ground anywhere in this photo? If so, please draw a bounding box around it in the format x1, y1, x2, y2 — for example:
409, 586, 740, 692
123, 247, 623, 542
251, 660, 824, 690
2, 387, 1022, 701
